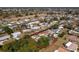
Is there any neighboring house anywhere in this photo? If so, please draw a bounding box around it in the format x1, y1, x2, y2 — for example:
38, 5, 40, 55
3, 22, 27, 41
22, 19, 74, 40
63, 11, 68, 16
56, 29, 62, 34
31, 26, 40, 30
11, 32, 21, 40
69, 30, 79, 36
22, 29, 32, 33
53, 34, 58, 38
66, 35, 79, 42
31, 35, 40, 42
74, 27, 79, 32
51, 29, 58, 34
0, 29, 5, 33
21, 23, 27, 29
41, 22, 48, 26
31, 19, 38, 22
28, 21, 40, 25
7, 23, 12, 26
16, 22, 21, 25
24, 19, 30, 23
0, 29, 2, 32
0, 41, 4, 45
65, 42, 78, 52
38, 31, 49, 37
0, 35, 10, 41
59, 20, 66, 25
8, 23, 18, 30
0, 34, 10, 45
58, 25, 64, 29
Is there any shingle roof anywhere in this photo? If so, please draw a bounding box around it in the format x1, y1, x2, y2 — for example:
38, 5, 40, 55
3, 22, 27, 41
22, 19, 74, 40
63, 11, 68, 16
67, 35, 79, 42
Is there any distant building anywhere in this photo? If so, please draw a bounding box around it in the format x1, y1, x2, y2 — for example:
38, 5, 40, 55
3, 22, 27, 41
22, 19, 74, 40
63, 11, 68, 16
69, 30, 79, 36
66, 35, 79, 42
31, 35, 40, 42
11, 32, 21, 40
0, 41, 4, 45
0, 35, 10, 41
22, 29, 31, 33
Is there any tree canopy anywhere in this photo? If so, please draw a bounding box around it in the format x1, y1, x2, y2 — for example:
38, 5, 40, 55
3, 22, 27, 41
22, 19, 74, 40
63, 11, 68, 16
2, 26, 13, 34
37, 36, 50, 48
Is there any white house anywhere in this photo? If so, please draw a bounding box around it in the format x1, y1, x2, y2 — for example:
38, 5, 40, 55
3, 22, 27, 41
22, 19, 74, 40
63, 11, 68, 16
31, 35, 40, 42
0, 29, 3, 32
11, 32, 21, 40
0, 41, 4, 45
31, 26, 40, 30
69, 30, 79, 36
22, 29, 31, 33
58, 24, 64, 29
24, 19, 30, 22
0, 35, 10, 41
65, 42, 78, 52
53, 34, 58, 38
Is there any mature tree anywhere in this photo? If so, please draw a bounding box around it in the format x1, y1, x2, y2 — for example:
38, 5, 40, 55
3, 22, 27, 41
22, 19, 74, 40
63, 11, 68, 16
2, 40, 19, 52
1, 35, 39, 52
37, 36, 50, 48
2, 26, 13, 34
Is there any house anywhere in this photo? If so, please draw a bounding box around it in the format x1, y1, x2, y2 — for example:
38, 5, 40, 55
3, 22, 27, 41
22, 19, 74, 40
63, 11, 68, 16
74, 27, 79, 32
16, 22, 21, 25
11, 32, 21, 40
22, 29, 32, 33
66, 35, 79, 42
7, 23, 12, 26
24, 19, 30, 22
8, 23, 18, 30
0, 40, 8, 45
38, 31, 49, 37
31, 26, 40, 30
69, 30, 79, 36
50, 21, 58, 26
51, 29, 58, 34
28, 21, 40, 29
59, 20, 66, 25
58, 24, 64, 29
53, 34, 58, 38
31, 19, 38, 22
28, 21, 40, 25
47, 30, 54, 37
0, 29, 2, 32
0, 29, 5, 33
55, 47, 69, 52
65, 42, 78, 52
56, 29, 61, 34
21, 23, 28, 29
41, 22, 48, 26
0, 34, 10, 41
31, 35, 40, 42
10, 21, 15, 24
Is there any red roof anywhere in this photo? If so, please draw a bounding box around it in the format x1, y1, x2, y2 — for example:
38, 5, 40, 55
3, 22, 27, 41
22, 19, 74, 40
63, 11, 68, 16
39, 31, 49, 35
67, 35, 79, 42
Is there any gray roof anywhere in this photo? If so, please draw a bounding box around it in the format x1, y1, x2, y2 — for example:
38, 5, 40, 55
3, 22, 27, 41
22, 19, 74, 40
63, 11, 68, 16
0, 35, 10, 41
